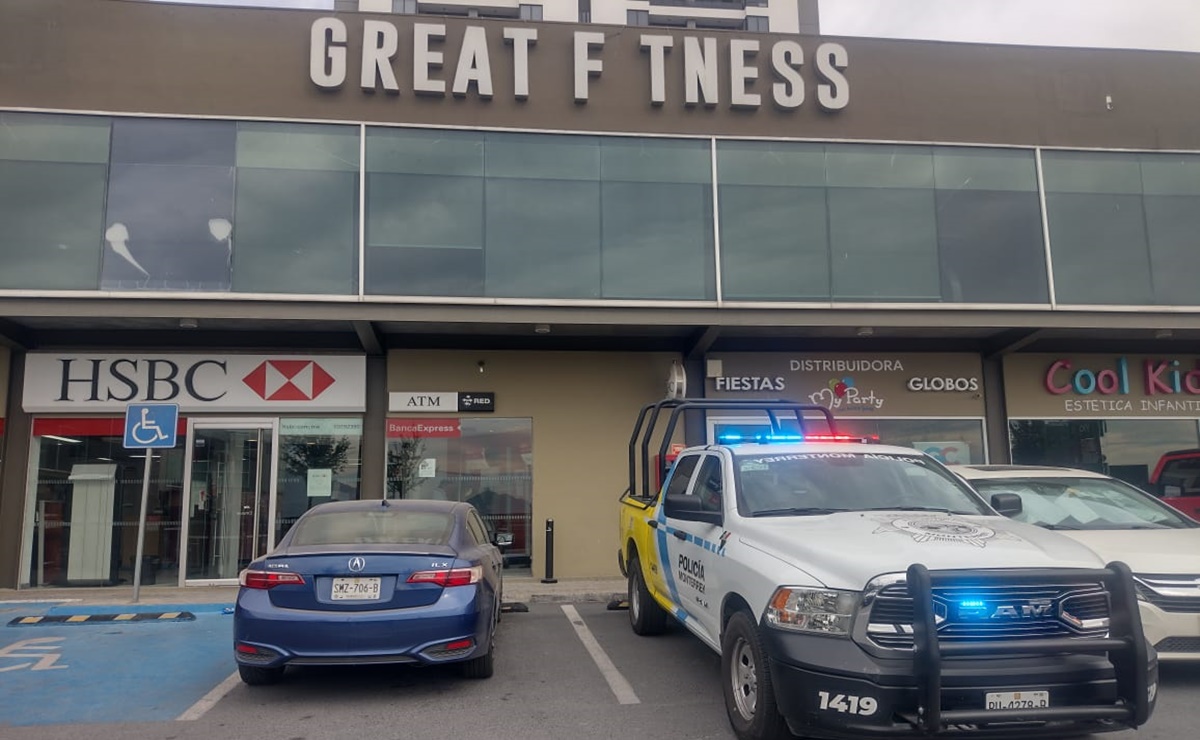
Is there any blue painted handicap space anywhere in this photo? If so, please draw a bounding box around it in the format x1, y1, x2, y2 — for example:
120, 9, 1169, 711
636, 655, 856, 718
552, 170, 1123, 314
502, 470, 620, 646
0, 604, 236, 726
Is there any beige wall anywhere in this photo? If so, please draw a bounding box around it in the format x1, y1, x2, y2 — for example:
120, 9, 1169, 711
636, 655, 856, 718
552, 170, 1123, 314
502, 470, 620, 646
5, 0, 1200, 149
387, 349, 679, 578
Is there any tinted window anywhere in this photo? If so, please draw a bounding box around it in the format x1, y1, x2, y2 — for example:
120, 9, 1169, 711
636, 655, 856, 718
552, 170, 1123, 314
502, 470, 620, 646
734, 451, 989, 516
289, 510, 453, 546
970, 476, 1194, 530
665, 455, 701, 499
715, 142, 1046, 303
692, 455, 725, 513
0, 113, 109, 290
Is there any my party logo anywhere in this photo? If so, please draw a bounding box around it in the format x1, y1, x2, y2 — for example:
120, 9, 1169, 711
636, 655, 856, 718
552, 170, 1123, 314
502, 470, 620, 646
808, 376, 885, 411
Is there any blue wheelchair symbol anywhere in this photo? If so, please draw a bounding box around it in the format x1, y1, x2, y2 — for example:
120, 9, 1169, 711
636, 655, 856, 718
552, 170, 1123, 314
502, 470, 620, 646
124, 404, 179, 449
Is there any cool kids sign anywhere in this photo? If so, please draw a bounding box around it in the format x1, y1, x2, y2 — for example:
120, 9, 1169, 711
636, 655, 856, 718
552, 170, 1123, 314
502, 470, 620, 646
1006, 354, 1200, 417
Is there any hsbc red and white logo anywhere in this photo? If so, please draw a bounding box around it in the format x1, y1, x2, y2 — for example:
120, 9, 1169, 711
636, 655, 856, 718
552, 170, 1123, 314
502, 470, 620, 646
23, 353, 365, 413
243, 360, 337, 401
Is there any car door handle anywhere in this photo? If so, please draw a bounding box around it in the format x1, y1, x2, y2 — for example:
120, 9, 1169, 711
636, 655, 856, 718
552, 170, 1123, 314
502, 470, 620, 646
647, 519, 659, 529
673, 530, 687, 541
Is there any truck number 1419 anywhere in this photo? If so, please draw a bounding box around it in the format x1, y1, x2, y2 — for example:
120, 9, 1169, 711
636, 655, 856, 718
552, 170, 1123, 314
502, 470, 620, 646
817, 691, 878, 716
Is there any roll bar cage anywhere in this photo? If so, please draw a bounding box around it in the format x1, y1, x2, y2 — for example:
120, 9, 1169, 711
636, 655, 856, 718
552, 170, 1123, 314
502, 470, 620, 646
625, 397, 837, 500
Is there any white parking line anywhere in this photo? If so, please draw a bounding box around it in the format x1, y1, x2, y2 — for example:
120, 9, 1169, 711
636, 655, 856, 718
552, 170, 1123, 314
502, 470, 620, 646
177, 671, 240, 721
560, 604, 641, 705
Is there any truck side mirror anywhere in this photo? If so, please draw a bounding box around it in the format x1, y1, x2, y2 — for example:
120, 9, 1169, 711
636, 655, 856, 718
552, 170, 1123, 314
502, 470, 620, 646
664, 493, 723, 526
990, 492, 1023, 517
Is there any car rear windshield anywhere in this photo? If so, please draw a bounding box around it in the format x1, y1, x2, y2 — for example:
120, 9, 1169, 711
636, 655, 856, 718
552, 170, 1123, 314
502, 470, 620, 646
971, 477, 1196, 530
735, 451, 990, 516
289, 510, 455, 546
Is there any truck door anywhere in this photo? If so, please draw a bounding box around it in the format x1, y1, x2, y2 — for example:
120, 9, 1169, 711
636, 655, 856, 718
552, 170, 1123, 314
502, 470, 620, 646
662, 453, 725, 647
646, 453, 701, 605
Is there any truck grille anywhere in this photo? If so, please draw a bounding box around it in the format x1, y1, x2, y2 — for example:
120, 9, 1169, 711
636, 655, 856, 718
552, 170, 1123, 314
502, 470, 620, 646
1134, 574, 1200, 613
866, 582, 1110, 650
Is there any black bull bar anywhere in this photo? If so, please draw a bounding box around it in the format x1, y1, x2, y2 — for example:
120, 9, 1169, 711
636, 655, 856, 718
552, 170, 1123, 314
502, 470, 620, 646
906, 561, 1153, 732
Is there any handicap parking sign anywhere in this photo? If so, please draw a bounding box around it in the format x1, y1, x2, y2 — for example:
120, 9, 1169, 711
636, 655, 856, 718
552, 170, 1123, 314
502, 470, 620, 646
123, 404, 179, 449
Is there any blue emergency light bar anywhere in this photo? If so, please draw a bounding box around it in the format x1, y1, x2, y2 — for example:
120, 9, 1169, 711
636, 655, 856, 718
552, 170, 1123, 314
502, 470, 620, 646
716, 433, 877, 444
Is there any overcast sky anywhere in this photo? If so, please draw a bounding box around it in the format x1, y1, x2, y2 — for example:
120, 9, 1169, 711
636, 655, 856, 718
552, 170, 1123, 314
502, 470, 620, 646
820, 0, 1200, 52
152, 0, 1200, 52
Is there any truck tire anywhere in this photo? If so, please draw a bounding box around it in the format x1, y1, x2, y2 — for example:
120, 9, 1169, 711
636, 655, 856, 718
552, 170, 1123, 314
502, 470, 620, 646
627, 555, 669, 635
721, 611, 792, 740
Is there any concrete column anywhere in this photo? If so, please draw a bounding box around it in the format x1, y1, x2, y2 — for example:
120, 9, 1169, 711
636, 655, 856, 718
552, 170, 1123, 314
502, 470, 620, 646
360, 355, 387, 499
0, 351, 30, 588
983, 355, 1012, 464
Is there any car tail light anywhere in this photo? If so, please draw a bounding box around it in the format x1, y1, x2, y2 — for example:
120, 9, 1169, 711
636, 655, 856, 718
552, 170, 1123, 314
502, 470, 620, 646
239, 570, 305, 589
407, 565, 482, 587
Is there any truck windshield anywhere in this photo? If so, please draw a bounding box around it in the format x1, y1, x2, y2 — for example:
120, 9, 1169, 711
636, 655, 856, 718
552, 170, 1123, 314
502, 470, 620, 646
734, 451, 990, 517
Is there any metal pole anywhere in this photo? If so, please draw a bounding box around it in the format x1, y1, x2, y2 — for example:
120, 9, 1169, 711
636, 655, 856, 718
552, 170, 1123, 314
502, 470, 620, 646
131, 452, 153, 603
540, 518, 557, 584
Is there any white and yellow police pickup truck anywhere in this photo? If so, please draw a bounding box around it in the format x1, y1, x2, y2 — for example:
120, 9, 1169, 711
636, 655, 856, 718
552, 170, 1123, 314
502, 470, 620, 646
617, 398, 1157, 740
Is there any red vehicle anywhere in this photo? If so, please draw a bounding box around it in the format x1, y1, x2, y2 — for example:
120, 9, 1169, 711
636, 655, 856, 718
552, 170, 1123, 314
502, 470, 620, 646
1148, 449, 1200, 520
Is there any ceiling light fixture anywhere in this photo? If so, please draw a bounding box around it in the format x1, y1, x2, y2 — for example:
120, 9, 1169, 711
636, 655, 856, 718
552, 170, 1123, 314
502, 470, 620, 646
1155, 328, 1174, 339
179, 318, 199, 329
856, 327, 874, 337
534, 324, 551, 334
43, 434, 82, 444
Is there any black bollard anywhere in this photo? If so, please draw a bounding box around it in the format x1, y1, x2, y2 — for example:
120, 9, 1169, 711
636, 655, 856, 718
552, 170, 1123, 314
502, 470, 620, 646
540, 518, 558, 584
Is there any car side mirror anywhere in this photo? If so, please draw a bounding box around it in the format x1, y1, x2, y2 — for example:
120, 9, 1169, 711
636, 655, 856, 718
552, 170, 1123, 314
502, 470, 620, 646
493, 532, 514, 549
990, 492, 1023, 517
664, 493, 722, 525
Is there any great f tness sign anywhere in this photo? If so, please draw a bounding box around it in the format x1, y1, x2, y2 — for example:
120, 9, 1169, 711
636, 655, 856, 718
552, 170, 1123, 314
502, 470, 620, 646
308, 18, 850, 112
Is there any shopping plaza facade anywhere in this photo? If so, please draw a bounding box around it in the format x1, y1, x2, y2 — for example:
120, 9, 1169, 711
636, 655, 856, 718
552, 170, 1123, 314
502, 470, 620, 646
4, 0, 1200, 588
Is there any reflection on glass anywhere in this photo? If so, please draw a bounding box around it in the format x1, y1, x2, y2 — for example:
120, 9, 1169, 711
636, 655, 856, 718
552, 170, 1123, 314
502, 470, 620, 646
1009, 418, 1200, 490
970, 475, 1194, 530
386, 418, 532, 568
187, 427, 273, 581
365, 129, 714, 300
0, 112, 110, 290
275, 418, 363, 542
24, 421, 185, 587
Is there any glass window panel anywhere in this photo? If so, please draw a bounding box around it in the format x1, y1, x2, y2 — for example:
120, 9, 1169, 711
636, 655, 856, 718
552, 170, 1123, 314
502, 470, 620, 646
0, 161, 106, 290
839, 419, 986, 465
935, 190, 1049, 303
484, 179, 602, 298
601, 182, 714, 299
367, 173, 482, 249
484, 132, 600, 181
233, 168, 358, 294
933, 148, 1038, 192
828, 188, 940, 300
24, 426, 185, 587
1010, 419, 1199, 490
1140, 153, 1200, 196
366, 128, 483, 176
1042, 150, 1142, 194
366, 245, 485, 296
718, 185, 829, 300
110, 118, 236, 166
1046, 193, 1153, 304
1144, 195, 1200, 306
236, 122, 359, 172
387, 418, 532, 570
101, 163, 236, 290
716, 140, 826, 187
0, 112, 110, 163
600, 137, 711, 184
826, 144, 934, 189
276, 418, 363, 541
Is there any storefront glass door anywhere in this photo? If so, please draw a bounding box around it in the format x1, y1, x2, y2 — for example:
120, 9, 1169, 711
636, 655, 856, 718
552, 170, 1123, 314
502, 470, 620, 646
181, 420, 278, 584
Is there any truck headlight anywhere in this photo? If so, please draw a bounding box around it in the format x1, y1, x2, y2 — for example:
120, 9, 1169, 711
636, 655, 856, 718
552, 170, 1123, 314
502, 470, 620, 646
766, 587, 859, 636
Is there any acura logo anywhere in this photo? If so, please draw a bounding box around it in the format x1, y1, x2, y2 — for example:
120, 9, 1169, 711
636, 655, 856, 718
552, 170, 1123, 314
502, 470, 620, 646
348, 556, 366, 572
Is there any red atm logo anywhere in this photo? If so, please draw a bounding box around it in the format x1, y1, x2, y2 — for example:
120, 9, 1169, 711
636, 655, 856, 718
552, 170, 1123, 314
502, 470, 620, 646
242, 360, 336, 401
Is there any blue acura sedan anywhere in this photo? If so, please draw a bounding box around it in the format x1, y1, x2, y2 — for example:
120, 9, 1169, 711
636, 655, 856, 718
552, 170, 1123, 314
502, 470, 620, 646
233, 498, 504, 685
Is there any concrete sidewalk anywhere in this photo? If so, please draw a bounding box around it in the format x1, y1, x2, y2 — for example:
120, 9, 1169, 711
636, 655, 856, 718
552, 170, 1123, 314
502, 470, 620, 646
0, 575, 628, 608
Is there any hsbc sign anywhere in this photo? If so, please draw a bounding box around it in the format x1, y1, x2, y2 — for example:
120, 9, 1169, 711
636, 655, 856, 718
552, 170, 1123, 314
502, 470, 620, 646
23, 353, 366, 413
